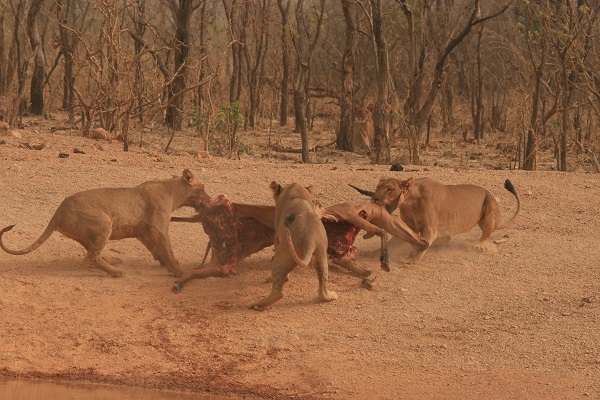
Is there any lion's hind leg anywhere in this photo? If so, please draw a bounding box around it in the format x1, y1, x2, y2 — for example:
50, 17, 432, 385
250, 250, 295, 311
475, 196, 500, 253
84, 252, 124, 277
475, 214, 498, 253
66, 217, 123, 278
76, 225, 123, 277
315, 251, 338, 302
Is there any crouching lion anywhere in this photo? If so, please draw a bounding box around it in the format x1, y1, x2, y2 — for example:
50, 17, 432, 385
0, 169, 209, 277
249, 181, 337, 311
351, 177, 520, 263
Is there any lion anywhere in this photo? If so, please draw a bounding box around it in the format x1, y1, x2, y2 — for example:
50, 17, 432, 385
0, 169, 209, 277
249, 181, 337, 311
351, 177, 520, 263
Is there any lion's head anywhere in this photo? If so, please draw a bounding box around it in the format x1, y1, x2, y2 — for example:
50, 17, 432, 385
372, 177, 414, 213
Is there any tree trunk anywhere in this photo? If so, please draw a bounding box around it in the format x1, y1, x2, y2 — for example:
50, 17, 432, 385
473, 26, 484, 143
523, 48, 544, 171
9, 0, 28, 125
336, 0, 355, 151
294, 66, 309, 162
244, 1, 268, 129
165, 0, 194, 131
290, 0, 325, 162
558, 59, 569, 171
0, 12, 6, 95
371, 0, 390, 164
277, 0, 290, 126
26, 0, 45, 116
196, 1, 208, 115
133, 0, 146, 123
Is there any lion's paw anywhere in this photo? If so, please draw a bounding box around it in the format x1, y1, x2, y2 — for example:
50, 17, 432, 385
321, 291, 338, 301
474, 242, 498, 253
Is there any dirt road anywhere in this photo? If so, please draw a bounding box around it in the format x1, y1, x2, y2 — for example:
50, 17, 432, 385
1, 128, 599, 399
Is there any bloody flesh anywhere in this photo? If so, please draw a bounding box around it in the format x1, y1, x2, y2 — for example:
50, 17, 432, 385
194, 196, 367, 274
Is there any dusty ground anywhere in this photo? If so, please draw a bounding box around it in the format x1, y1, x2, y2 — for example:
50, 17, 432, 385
0, 117, 599, 399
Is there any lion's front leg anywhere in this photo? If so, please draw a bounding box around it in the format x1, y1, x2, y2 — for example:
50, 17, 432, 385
474, 239, 498, 253
405, 227, 436, 264
138, 227, 183, 277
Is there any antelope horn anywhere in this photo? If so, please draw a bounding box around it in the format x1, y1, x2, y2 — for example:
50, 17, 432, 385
348, 184, 375, 197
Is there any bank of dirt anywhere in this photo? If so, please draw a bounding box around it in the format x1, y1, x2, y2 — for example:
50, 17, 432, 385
0, 126, 599, 399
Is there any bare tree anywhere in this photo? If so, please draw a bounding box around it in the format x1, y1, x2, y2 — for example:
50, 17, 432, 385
164, 0, 201, 130
243, 0, 270, 129
223, 0, 243, 103
291, 0, 326, 163
7, 0, 28, 125
26, 0, 45, 115
277, 0, 291, 126
472, 25, 484, 143
357, 0, 391, 163
336, 0, 356, 151
0, 5, 7, 95
397, 0, 511, 164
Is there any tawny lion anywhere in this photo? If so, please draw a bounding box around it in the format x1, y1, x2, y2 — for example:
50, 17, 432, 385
249, 181, 337, 311
351, 177, 520, 263
0, 170, 209, 277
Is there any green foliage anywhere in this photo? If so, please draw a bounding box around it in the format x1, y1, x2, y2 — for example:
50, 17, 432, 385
191, 102, 252, 158
191, 107, 208, 137
215, 101, 244, 133
213, 101, 247, 159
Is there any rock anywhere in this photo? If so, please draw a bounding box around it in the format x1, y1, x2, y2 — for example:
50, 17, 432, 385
73, 148, 86, 154
58, 153, 69, 158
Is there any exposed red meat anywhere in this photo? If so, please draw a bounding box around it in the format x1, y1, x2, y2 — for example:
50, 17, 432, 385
194, 197, 365, 274
322, 210, 367, 263
196, 195, 274, 275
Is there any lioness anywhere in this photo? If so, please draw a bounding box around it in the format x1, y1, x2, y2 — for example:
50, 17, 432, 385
249, 181, 337, 311
351, 177, 520, 263
0, 169, 209, 277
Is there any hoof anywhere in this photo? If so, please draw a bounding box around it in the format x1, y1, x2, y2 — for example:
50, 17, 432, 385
250, 304, 266, 312
172, 282, 183, 294
380, 254, 390, 272
361, 278, 375, 291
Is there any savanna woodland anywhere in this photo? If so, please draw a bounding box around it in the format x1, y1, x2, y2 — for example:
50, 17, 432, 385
0, 0, 599, 169
1, 0, 600, 399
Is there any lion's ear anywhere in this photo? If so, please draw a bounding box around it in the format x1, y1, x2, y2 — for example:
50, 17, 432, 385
182, 169, 194, 184
401, 177, 414, 189
270, 181, 282, 196
306, 185, 315, 194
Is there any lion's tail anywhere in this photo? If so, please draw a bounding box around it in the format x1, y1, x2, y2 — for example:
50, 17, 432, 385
283, 212, 310, 269
497, 179, 521, 229
0, 218, 56, 255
